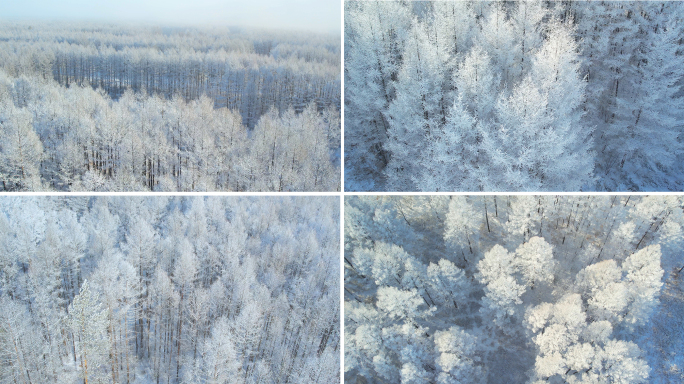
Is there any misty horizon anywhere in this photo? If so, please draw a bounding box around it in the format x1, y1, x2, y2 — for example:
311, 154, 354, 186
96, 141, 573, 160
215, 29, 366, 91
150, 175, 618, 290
0, 0, 340, 34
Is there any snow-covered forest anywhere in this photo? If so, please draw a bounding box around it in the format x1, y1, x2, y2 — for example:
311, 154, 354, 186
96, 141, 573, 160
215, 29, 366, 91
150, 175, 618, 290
344, 1, 684, 191
0, 196, 340, 383
0, 23, 341, 191
345, 195, 684, 383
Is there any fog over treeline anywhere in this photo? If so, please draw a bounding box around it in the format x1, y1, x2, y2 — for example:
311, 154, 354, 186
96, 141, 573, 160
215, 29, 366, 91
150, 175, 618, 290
0, 0, 340, 34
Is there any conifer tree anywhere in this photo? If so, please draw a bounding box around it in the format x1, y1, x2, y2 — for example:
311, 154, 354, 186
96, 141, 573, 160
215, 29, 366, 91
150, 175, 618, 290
68, 279, 109, 384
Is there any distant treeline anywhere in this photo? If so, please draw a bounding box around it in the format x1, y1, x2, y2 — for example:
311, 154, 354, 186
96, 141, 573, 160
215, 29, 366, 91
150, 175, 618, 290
0, 23, 341, 128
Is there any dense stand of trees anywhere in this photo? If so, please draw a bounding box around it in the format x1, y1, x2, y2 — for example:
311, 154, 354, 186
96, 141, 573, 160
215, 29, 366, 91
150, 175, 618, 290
0, 23, 341, 128
0, 23, 341, 191
0, 196, 340, 384
345, 195, 684, 383
344, 1, 684, 191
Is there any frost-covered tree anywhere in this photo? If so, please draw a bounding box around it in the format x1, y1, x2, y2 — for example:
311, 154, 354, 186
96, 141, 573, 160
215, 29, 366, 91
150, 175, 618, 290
427, 259, 468, 309
0, 196, 340, 384
201, 317, 241, 384
344, 1, 411, 185
415, 96, 479, 191
0, 22, 342, 192
0, 297, 51, 384
385, 18, 446, 191
515, 236, 556, 289
434, 326, 482, 384
345, 196, 680, 383
68, 279, 109, 384
345, 1, 684, 192
477, 245, 527, 323
0, 103, 43, 191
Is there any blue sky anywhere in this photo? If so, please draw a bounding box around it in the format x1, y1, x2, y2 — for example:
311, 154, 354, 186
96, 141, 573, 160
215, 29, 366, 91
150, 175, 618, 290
0, 0, 340, 34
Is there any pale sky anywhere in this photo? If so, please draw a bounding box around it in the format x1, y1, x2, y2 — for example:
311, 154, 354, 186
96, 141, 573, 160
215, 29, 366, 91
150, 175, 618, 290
0, 0, 340, 34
